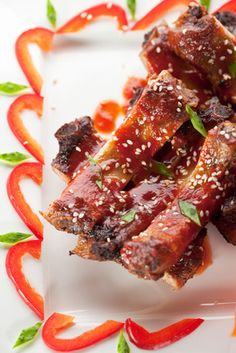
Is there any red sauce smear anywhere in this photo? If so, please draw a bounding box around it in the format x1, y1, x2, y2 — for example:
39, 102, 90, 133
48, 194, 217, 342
196, 236, 212, 275
232, 309, 236, 336
93, 100, 121, 134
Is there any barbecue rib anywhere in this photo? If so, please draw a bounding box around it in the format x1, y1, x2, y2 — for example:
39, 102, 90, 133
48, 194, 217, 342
169, 4, 236, 105
44, 70, 198, 234
45, 5, 236, 288
121, 122, 236, 280
213, 193, 236, 245
52, 117, 105, 182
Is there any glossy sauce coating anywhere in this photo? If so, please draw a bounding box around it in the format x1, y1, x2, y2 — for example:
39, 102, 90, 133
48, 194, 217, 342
93, 100, 122, 134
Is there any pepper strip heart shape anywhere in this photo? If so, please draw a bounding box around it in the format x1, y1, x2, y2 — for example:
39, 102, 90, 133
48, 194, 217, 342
42, 312, 123, 351
57, 3, 128, 34
6, 240, 44, 320
213, 0, 236, 13
131, 0, 197, 30
7, 162, 43, 239
125, 318, 204, 350
15, 28, 54, 95
8, 94, 44, 164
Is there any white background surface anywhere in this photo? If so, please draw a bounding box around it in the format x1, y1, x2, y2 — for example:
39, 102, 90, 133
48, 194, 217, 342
0, 1, 236, 353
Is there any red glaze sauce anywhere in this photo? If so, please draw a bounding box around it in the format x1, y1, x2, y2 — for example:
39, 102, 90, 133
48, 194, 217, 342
232, 310, 236, 337
196, 236, 212, 275
93, 100, 121, 134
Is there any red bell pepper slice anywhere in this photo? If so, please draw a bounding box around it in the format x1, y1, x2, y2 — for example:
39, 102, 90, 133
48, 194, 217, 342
6, 240, 44, 320
132, 0, 197, 30
214, 0, 236, 13
15, 28, 54, 95
57, 3, 128, 34
8, 94, 44, 163
7, 162, 43, 239
125, 318, 204, 350
42, 312, 123, 351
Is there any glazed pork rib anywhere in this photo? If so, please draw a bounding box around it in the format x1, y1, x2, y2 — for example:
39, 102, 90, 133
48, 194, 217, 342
44, 70, 198, 234
121, 121, 236, 280
52, 117, 105, 182
140, 24, 212, 103
76, 98, 233, 261
213, 193, 236, 245
168, 4, 236, 105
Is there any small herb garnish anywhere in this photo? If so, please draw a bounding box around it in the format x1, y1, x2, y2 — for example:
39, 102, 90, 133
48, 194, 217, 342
186, 104, 208, 138
121, 209, 136, 223
199, 0, 211, 10
151, 160, 174, 178
0, 82, 28, 96
127, 0, 136, 20
88, 154, 97, 166
179, 200, 201, 226
117, 331, 130, 353
47, 0, 57, 29
13, 321, 42, 348
0, 232, 32, 245
229, 61, 236, 79
96, 179, 103, 190
0, 152, 31, 166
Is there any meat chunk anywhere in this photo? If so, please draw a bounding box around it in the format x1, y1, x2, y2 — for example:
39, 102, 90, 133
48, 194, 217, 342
197, 97, 234, 127
52, 117, 104, 182
213, 193, 236, 245
43, 71, 198, 234
163, 228, 207, 288
140, 24, 212, 103
168, 5, 236, 105
215, 11, 236, 37
121, 122, 236, 280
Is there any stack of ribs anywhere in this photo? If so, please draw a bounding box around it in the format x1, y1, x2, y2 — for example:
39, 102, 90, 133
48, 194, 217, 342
43, 4, 236, 289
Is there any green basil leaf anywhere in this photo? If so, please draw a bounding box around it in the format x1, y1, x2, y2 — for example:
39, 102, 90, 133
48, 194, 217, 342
179, 200, 201, 226
88, 154, 97, 166
117, 331, 130, 353
199, 0, 211, 10
229, 61, 236, 79
127, 0, 136, 20
0, 232, 32, 245
0, 82, 28, 96
121, 209, 136, 223
96, 179, 103, 190
13, 322, 42, 348
0, 152, 31, 166
186, 104, 208, 138
151, 160, 174, 178
47, 0, 57, 29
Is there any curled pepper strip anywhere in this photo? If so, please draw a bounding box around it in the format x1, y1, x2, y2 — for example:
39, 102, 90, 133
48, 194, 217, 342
57, 3, 128, 34
213, 0, 236, 13
132, 0, 197, 30
15, 28, 54, 95
8, 94, 44, 163
6, 240, 44, 320
42, 312, 123, 351
125, 318, 204, 350
7, 162, 43, 239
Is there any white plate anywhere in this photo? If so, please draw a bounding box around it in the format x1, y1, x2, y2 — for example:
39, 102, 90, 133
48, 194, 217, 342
42, 10, 236, 353
1, 0, 236, 352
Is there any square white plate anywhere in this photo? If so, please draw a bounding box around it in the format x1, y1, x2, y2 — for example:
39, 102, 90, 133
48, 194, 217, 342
42, 18, 236, 353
